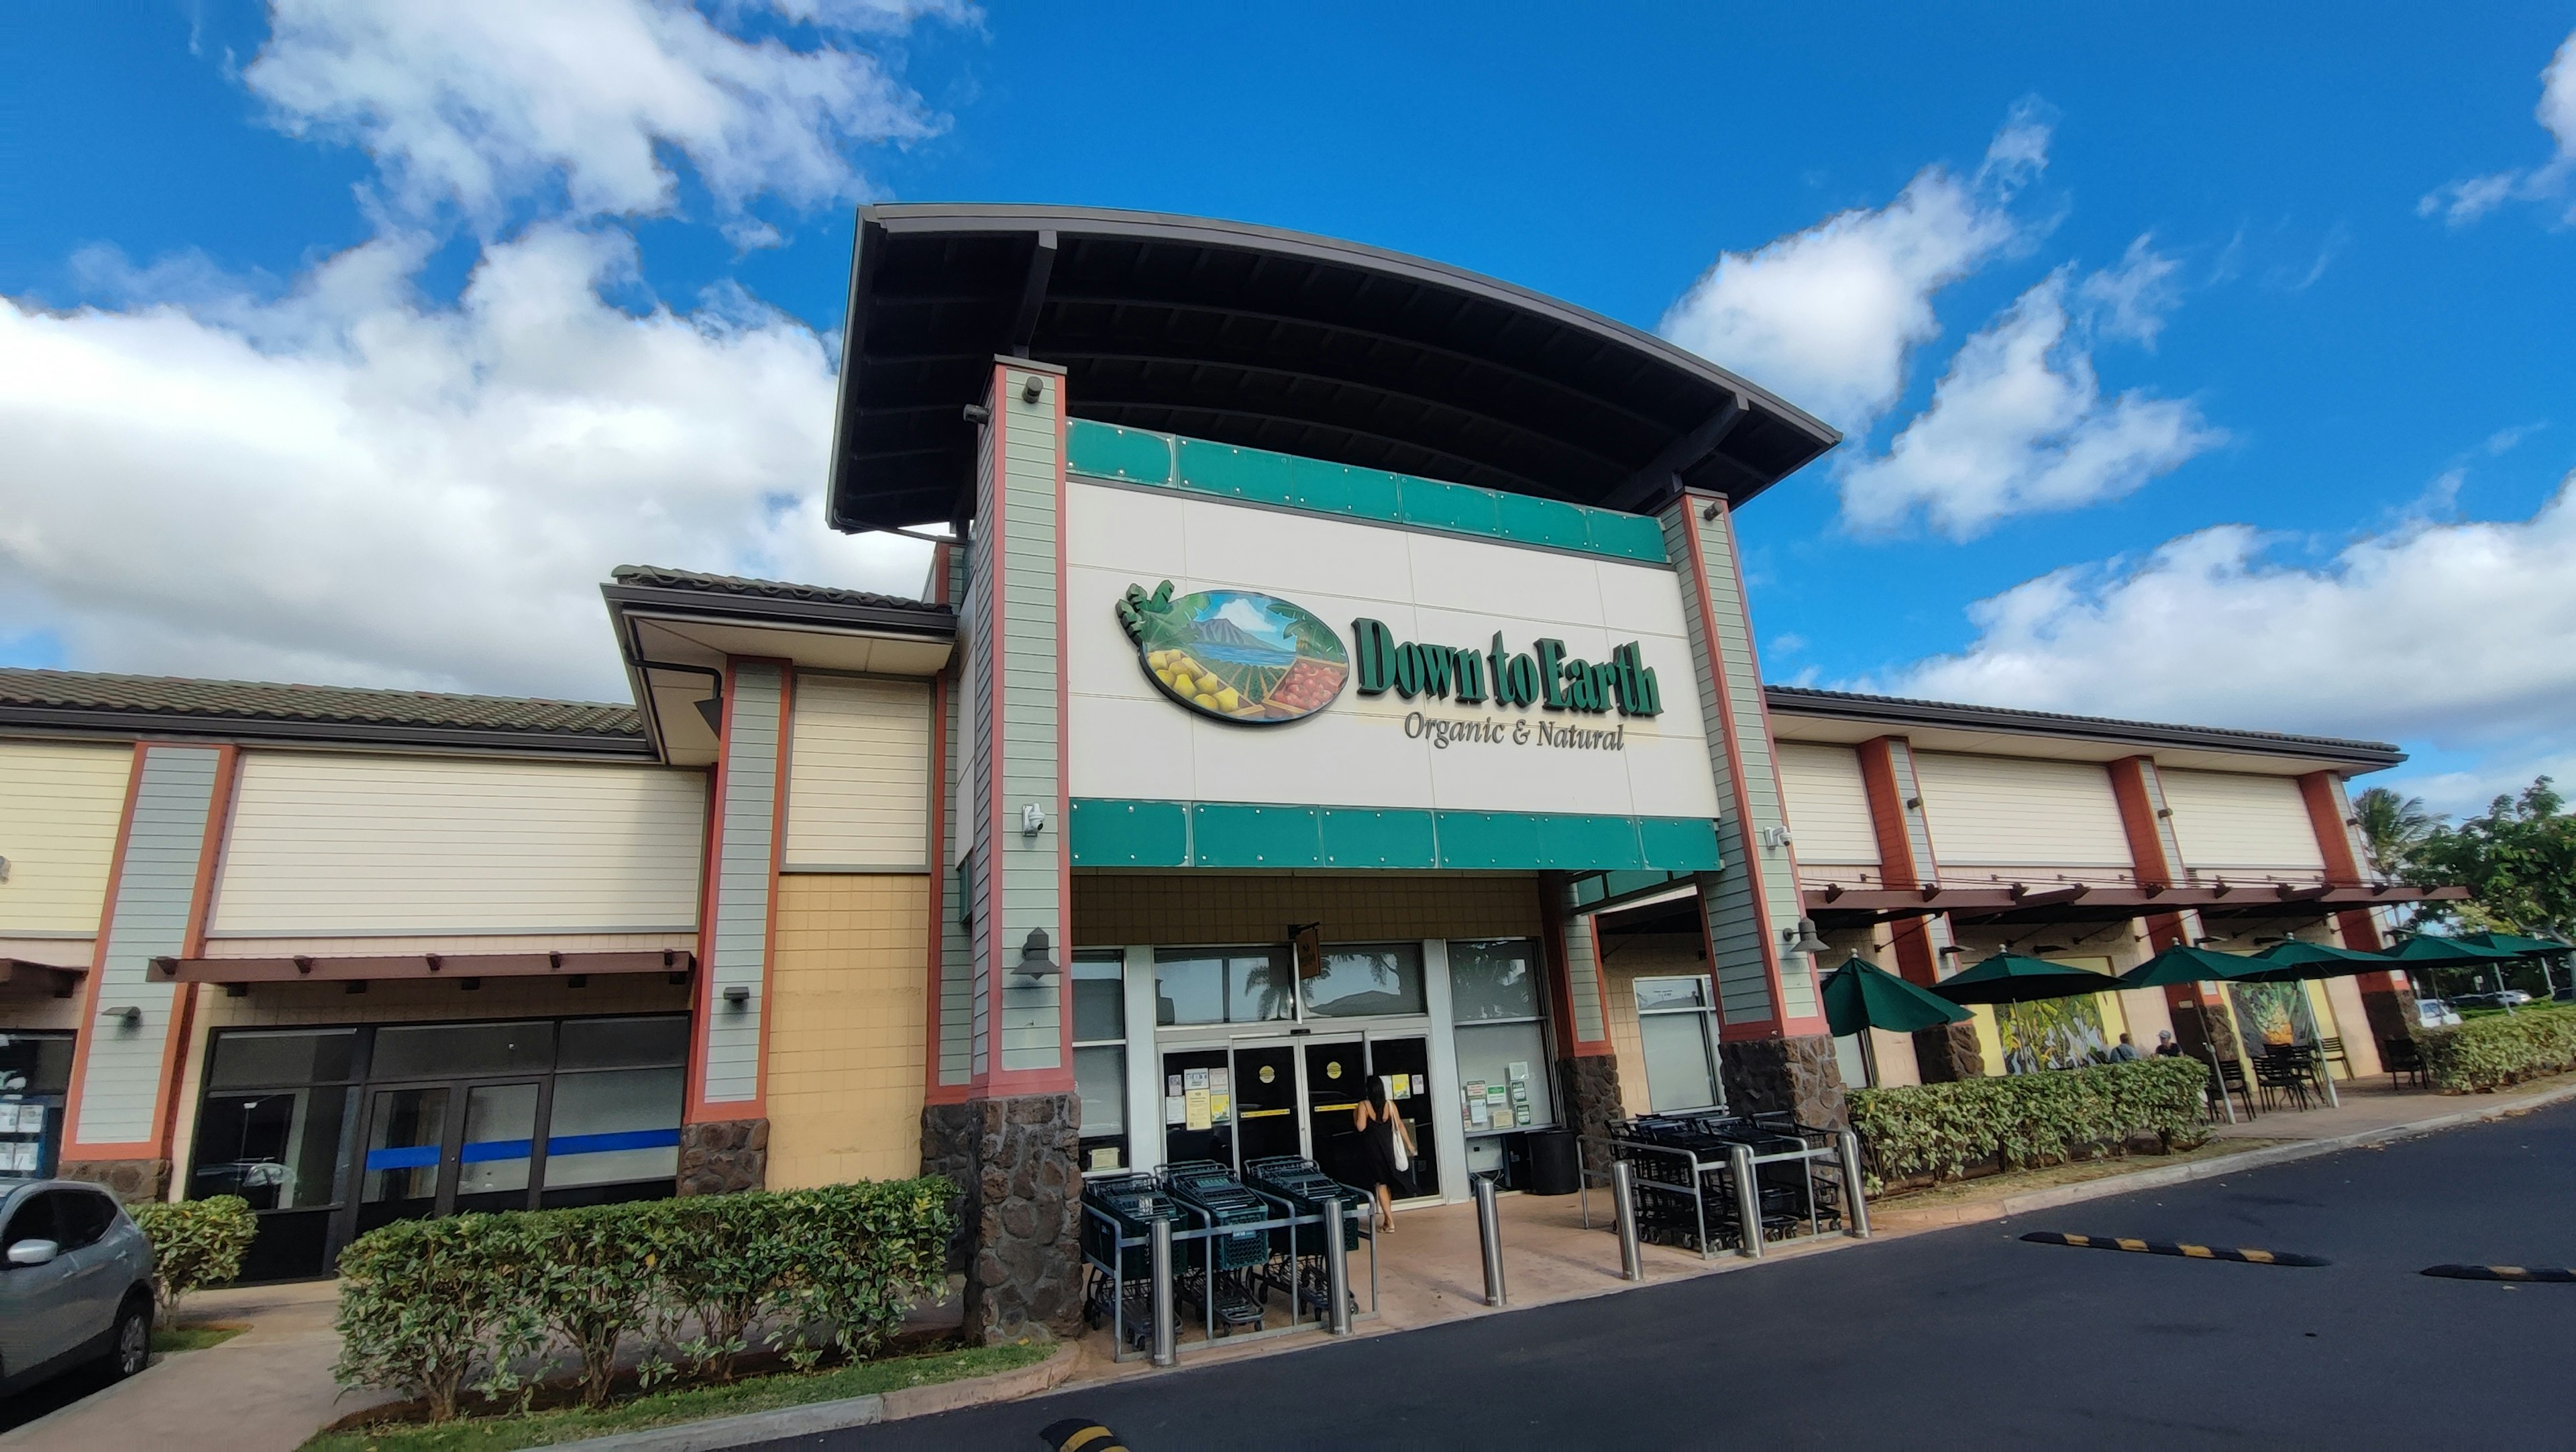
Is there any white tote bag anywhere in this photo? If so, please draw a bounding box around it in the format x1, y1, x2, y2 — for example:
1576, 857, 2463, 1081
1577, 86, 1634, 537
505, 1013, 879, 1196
1385, 1078, 1410, 1172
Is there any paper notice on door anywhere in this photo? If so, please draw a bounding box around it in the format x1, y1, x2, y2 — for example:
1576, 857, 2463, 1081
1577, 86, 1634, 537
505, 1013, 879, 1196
1184, 1088, 1212, 1130
1467, 1095, 1491, 1129
1165, 1095, 1187, 1126
1507, 1061, 1530, 1083
1183, 1068, 1210, 1091
1389, 1073, 1411, 1098
1210, 1068, 1230, 1094
1208, 1093, 1230, 1122
1167, 1074, 1183, 1098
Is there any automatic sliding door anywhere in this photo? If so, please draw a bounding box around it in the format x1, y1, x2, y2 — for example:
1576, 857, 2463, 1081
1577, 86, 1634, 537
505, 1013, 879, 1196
356, 1086, 450, 1235
1228, 1043, 1301, 1168
453, 1082, 542, 1214
1301, 1041, 1368, 1188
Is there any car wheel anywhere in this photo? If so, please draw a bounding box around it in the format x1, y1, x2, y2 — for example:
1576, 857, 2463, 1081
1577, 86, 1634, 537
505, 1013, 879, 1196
107, 1296, 152, 1380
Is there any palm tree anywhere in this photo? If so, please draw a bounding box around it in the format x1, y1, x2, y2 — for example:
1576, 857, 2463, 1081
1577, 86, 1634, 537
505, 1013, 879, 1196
2352, 786, 2439, 875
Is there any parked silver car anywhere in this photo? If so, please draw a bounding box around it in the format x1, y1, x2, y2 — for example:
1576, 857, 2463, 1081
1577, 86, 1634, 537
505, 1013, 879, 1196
0, 1180, 154, 1395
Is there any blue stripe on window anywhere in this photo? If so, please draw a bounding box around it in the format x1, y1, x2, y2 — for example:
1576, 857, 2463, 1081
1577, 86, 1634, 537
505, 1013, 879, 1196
364, 1145, 440, 1172
459, 1138, 533, 1164
545, 1128, 681, 1157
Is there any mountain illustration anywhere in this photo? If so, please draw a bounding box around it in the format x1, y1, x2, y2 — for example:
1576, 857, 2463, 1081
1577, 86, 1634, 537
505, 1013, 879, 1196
1188, 613, 1294, 656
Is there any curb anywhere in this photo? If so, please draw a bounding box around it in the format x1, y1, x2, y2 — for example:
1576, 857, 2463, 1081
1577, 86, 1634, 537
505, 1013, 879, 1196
1876, 1079, 2576, 1233
558, 1341, 1079, 1451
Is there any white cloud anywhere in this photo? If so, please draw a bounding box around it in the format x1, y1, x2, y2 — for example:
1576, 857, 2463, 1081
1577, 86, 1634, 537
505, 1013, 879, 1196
1838, 256, 2221, 537
2076, 234, 2182, 348
1880, 477, 2576, 759
0, 227, 928, 698
2418, 28, 2576, 226
1658, 105, 2051, 434
245, 0, 959, 229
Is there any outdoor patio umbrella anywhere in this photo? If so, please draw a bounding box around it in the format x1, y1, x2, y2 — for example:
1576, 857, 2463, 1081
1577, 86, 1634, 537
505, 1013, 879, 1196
1931, 951, 2123, 1005
2115, 943, 2262, 1118
1821, 956, 1972, 1036
2222, 939, 2385, 984
2459, 931, 2573, 998
2374, 934, 2524, 968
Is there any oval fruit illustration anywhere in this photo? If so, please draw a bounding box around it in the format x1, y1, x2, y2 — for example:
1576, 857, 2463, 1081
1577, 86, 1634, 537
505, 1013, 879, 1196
1115, 581, 1348, 724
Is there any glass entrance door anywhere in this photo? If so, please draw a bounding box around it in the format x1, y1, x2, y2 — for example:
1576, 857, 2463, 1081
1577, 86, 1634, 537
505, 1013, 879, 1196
1365, 1036, 1439, 1200
1228, 1043, 1301, 1167
356, 1086, 449, 1235
1301, 1039, 1368, 1188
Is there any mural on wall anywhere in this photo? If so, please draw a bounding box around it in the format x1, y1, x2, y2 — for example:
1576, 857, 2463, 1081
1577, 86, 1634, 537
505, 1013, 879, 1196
2228, 982, 2316, 1049
1116, 581, 1349, 725
1997, 994, 2113, 1072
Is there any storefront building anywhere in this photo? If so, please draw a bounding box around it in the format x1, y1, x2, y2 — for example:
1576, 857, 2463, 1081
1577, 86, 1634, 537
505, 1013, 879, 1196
0, 206, 2454, 1336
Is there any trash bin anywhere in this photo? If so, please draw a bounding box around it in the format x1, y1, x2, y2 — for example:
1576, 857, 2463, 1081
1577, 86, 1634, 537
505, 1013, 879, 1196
1525, 1127, 1581, 1196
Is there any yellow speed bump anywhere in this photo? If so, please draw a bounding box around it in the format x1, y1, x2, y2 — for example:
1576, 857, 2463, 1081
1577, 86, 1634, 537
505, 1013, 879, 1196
1040, 1418, 1132, 1452
2020, 1231, 2328, 1267
2422, 1263, 2576, 1283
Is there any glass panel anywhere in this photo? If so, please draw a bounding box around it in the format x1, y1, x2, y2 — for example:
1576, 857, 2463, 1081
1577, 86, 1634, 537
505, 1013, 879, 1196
1454, 1021, 1555, 1131
1160, 1047, 1233, 1168
557, 1017, 688, 1071
455, 1083, 538, 1204
1073, 1045, 1127, 1173
1154, 951, 1292, 1026
1364, 1037, 1439, 1199
372, 1021, 554, 1080
207, 1029, 358, 1089
1633, 976, 1711, 1013
361, 1086, 449, 1204
541, 1068, 683, 1189
1639, 1013, 1720, 1112
1833, 1034, 1874, 1090
1072, 954, 1126, 1043
1448, 940, 1542, 1022
1228, 1043, 1301, 1169
190, 1086, 354, 1210
1303, 944, 1426, 1019
0, 1033, 74, 1095
1303, 1041, 1371, 1188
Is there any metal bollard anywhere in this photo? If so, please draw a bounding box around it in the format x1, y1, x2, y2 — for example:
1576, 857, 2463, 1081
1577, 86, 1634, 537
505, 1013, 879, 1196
1149, 1212, 1177, 1367
1611, 1159, 1645, 1281
1322, 1196, 1352, 1335
1835, 1131, 1871, 1239
1727, 1143, 1762, 1259
1472, 1174, 1507, 1306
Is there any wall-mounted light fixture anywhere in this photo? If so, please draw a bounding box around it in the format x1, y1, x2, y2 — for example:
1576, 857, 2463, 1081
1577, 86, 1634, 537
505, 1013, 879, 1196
2155, 807, 2174, 819
0, 855, 11, 882
1016, 927, 1062, 981
961, 403, 992, 425
1782, 917, 1829, 957
1021, 375, 1044, 405
722, 985, 751, 1007
101, 1004, 140, 1027
1902, 796, 1921, 811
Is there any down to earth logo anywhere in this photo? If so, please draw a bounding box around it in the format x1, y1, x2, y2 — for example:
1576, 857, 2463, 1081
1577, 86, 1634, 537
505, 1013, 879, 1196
1115, 582, 1349, 725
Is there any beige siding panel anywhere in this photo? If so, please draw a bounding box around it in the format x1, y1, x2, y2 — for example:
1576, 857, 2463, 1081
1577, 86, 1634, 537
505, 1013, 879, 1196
2157, 768, 2328, 873
211, 753, 705, 937
1776, 743, 1880, 867
785, 674, 930, 870
0, 741, 133, 937
1911, 753, 2133, 868
765, 874, 929, 1188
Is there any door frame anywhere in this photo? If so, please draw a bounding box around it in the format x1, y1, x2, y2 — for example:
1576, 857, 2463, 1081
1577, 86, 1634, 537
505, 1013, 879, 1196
335, 1072, 554, 1249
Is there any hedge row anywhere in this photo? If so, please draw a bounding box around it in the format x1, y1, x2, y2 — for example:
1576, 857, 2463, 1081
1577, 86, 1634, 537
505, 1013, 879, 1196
1848, 1056, 2211, 1192
333, 1178, 955, 1423
2419, 1009, 2576, 1092
129, 1194, 258, 1318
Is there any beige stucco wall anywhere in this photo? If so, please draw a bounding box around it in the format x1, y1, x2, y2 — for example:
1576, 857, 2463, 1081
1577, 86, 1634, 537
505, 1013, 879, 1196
763, 874, 928, 1190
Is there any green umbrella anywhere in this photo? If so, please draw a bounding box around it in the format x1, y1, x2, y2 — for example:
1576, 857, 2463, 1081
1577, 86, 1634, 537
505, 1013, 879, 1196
1932, 951, 2121, 1005
2459, 931, 2571, 955
1821, 956, 1972, 1037
2224, 939, 2385, 986
2114, 943, 2255, 990
2375, 934, 2524, 968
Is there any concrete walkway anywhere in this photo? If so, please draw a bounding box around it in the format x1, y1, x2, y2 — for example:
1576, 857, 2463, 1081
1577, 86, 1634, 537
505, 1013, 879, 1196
0, 1279, 383, 1452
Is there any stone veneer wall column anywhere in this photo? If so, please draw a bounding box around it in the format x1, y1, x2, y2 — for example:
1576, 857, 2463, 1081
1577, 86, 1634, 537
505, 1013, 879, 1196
1854, 735, 1978, 1083
2298, 771, 2417, 1044
680, 659, 791, 1196
60, 743, 235, 1202
1658, 490, 1844, 1129
917, 357, 1083, 1343
1538, 875, 1625, 1171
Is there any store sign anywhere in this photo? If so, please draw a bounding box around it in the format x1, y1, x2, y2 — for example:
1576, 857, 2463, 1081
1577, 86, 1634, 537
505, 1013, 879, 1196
1116, 582, 1350, 725
1349, 619, 1662, 718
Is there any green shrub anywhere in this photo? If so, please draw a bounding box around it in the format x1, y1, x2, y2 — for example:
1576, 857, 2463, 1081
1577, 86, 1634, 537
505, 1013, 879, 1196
334, 1214, 549, 1423
129, 1194, 258, 1319
1849, 1057, 2211, 1192
331, 1178, 956, 1421
2418, 1008, 2576, 1092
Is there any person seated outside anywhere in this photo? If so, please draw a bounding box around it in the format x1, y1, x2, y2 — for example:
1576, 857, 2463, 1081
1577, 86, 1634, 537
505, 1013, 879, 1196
2151, 1029, 2184, 1058
2108, 1033, 2142, 1062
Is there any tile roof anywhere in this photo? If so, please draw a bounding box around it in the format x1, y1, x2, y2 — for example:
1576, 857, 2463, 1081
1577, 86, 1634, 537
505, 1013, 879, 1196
0, 668, 643, 742
608, 565, 939, 613
1764, 684, 2402, 764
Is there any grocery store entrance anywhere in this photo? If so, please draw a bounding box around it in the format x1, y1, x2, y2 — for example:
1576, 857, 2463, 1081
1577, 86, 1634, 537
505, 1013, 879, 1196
1159, 1033, 1439, 1203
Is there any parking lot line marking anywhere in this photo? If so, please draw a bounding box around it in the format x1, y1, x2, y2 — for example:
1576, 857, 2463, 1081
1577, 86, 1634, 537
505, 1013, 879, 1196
2021, 1231, 2329, 1267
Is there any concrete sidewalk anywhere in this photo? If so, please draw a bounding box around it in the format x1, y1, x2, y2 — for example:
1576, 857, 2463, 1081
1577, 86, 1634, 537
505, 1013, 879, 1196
0, 1279, 383, 1452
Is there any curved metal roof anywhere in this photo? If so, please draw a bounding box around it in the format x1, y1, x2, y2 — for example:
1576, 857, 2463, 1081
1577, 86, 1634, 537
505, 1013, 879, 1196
828, 204, 1839, 533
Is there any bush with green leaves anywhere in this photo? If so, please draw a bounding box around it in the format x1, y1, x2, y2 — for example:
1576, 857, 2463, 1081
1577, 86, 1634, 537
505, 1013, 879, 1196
1848, 1056, 2211, 1192
2418, 1008, 2576, 1092
332, 1178, 955, 1422
129, 1194, 259, 1320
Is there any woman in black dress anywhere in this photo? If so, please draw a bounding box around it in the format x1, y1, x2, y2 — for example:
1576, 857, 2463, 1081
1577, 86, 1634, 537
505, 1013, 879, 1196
1351, 1076, 1417, 1232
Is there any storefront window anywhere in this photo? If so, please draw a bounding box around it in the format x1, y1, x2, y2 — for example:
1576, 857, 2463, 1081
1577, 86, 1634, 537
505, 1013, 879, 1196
1303, 943, 1426, 1018
1635, 975, 1722, 1112
542, 1067, 684, 1193
372, 1021, 553, 1080
195, 1029, 362, 1210
1073, 951, 1129, 1172
1155, 949, 1292, 1025
1449, 940, 1554, 1131
0, 1031, 74, 1180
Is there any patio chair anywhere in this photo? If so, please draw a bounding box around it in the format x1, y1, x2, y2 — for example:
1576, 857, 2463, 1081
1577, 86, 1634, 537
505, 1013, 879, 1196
2212, 1058, 2256, 1119
2315, 1036, 2354, 1082
2380, 1037, 2428, 1090
2253, 1053, 2312, 1113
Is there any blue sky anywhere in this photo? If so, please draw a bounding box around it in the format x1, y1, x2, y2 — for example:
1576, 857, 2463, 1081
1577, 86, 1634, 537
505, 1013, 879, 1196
4, 3, 2574, 815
